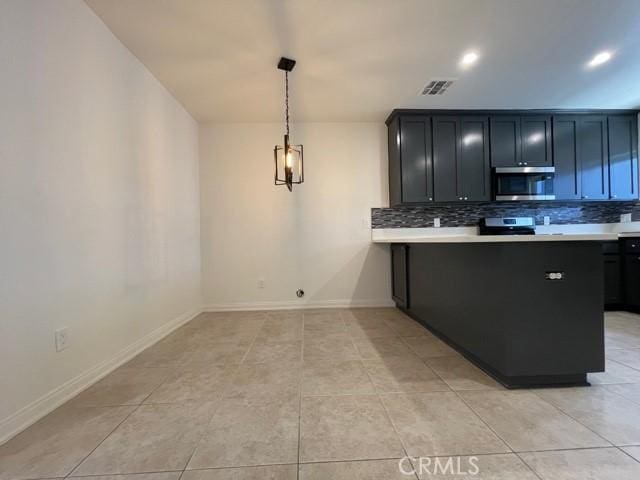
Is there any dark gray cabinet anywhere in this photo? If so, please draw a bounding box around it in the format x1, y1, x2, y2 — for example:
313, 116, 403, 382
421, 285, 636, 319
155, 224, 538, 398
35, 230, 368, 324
603, 241, 621, 307
432, 116, 458, 202
388, 116, 433, 206
624, 239, 640, 309
625, 255, 640, 309
580, 116, 609, 200
552, 115, 610, 200
608, 115, 638, 200
553, 116, 580, 200
391, 244, 408, 308
490, 115, 551, 167
388, 110, 638, 206
432, 115, 490, 202
489, 116, 521, 167
521, 116, 553, 166
459, 116, 491, 201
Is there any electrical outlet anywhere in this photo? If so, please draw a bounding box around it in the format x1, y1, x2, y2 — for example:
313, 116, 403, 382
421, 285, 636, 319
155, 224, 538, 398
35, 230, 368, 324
621, 213, 632, 223
258, 278, 265, 289
543, 216, 551, 226
55, 327, 69, 352
433, 218, 441, 228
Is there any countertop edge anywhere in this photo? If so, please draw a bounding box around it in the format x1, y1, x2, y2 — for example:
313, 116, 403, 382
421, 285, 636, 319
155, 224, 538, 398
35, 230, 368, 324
372, 233, 620, 243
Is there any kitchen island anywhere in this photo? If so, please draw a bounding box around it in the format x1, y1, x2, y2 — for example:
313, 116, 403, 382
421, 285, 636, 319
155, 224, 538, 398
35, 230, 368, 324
376, 231, 616, 388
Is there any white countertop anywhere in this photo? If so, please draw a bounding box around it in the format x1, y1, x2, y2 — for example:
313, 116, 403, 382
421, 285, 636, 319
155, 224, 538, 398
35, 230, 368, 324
372, 222, 640, 244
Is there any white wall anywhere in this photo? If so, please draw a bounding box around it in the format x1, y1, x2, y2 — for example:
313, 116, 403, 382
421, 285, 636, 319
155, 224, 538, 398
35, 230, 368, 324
199, 123, 392, 309
0, 0, 201, 439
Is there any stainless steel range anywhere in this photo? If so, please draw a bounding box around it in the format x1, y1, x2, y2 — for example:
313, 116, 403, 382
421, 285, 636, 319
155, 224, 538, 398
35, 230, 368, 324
479, 217, 536, 235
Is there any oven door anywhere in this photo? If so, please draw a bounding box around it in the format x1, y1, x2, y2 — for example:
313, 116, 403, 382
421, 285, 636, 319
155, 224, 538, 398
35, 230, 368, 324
493, 167, 555, 201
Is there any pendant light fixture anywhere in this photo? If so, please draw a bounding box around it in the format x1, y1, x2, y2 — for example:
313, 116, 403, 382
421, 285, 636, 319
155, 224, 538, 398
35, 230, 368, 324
274, 57, 303, 191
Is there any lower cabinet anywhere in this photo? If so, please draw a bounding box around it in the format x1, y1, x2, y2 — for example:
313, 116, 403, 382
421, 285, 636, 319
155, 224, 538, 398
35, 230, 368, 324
603, 243, 622, 307
624, 239, 640, 309
391, 244, 408, 308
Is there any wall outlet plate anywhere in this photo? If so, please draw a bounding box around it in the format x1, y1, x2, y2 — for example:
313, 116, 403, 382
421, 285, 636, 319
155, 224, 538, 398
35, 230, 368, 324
621, 213, 632, 223
55, 327, 69, 352
258, 278, 265, 289
433, 218, 441, 228
543, 216, 551, 226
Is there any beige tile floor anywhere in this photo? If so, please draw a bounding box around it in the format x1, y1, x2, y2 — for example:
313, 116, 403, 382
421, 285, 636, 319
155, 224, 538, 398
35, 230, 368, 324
3, 309, 640, 479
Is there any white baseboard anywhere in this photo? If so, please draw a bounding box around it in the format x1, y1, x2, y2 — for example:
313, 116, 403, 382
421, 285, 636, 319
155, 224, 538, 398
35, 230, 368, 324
204, 298, 395, 312
0, 307, 202, 446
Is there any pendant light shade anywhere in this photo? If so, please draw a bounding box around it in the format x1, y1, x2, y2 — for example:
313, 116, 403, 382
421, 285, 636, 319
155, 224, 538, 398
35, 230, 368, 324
274, 57, 303, 191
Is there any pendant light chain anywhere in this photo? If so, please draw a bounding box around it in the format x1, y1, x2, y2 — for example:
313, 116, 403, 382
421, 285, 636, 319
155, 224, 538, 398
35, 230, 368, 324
285, 71, 290, 136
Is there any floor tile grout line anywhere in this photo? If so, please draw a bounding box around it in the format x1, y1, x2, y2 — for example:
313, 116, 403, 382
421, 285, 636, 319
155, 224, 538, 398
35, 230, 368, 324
616, 445, 640, 465
297, 312, 306, 480
164, 311, 265, 473
451, 390, 515, 453
181, 312, 273, 472
526, 389, 618, 447
451, 391, 545, 480
52, 445, 640, 480
65, 468, 184, 478
606, 355, 640, 373
511, 452, 546, 480
340, 310, 418, 479
63, 402, 143, 479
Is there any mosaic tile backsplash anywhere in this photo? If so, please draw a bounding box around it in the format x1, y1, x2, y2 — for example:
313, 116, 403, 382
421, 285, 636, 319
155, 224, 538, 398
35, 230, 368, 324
372, 201, 640, 228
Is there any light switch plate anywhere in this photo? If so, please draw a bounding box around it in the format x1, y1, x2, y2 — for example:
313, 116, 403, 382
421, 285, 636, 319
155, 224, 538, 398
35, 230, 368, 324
621, 213, 632, 223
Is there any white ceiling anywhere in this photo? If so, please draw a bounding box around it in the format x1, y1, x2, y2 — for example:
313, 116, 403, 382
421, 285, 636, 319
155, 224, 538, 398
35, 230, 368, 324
86, 0, 640, 123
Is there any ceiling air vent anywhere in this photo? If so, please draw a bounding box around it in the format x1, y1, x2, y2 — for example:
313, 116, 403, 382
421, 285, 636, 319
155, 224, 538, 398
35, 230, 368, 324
421, 78, 456, 95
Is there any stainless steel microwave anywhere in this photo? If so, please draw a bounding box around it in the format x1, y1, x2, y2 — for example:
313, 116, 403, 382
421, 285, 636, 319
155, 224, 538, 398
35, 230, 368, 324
493, 166, 555, 201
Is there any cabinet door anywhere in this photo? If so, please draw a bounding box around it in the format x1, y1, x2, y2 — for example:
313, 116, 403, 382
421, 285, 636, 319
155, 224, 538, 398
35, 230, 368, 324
521, 115, 552, 166
459, 116, 491, 201
604, 256, 621, 305
387, 117, 402, 206
400, 116, 433, 203
608, 115, 638, 200
432, 116, 460, 202
391, 244, 408, 308
490, 116, 521, 167
553, 116, 581, 200
579, 116, 609, 200
625, 255, 640, 308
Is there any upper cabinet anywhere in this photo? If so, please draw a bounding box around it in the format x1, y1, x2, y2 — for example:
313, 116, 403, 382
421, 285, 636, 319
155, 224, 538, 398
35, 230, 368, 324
553, 114, 637, 201
388, 115, 433, 205
387, 110, 638, 205
579, 116, 609, 200
490, 115, 552, 167
552, 115, 581, 200
432, 116, 490, 202
458, 116, 491, 201
608, 115, 639, 200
